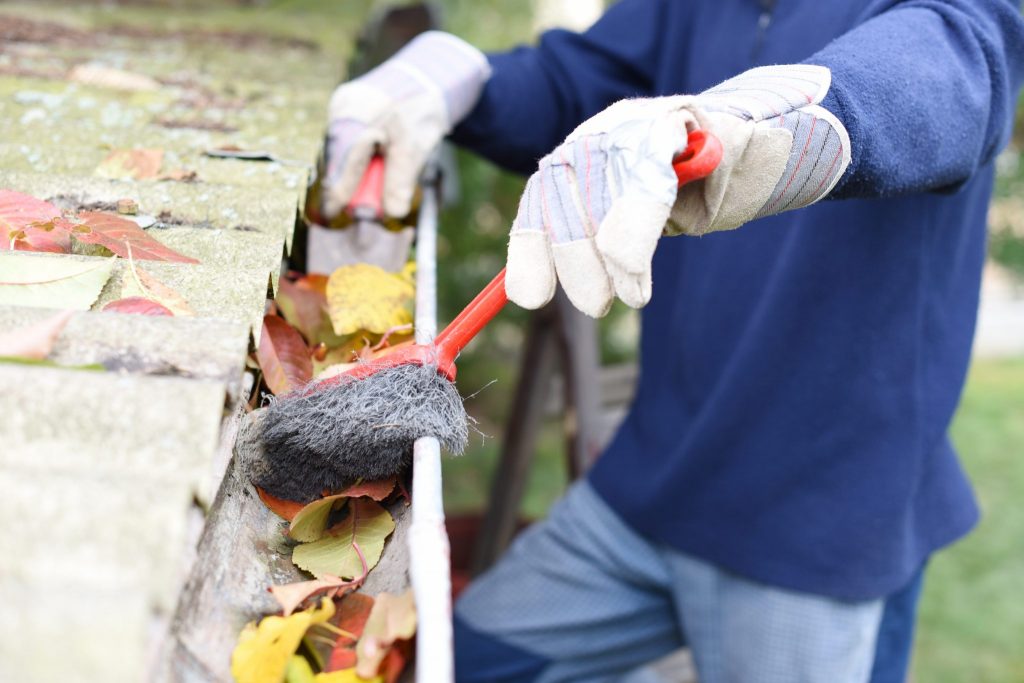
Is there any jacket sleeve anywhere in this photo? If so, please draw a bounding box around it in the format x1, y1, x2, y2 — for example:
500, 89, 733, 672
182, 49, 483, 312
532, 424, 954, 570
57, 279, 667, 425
815, 0, 1024, 198
450, 0, 675, 175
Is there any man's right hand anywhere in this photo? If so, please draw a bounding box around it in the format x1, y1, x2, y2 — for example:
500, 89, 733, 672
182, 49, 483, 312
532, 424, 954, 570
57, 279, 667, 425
322, 31, 491, 220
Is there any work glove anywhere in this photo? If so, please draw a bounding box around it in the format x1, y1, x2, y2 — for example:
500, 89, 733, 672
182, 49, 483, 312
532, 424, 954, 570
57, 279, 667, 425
505, 64, 851, 318
322, 31, 491, 219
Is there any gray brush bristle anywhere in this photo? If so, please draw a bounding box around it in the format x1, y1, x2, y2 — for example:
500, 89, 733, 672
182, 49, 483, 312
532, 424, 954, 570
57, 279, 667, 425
254, 363, 468, 502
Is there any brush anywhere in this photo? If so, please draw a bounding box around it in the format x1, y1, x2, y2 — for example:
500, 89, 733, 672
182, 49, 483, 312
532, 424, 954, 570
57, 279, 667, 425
253, 131, 723, 502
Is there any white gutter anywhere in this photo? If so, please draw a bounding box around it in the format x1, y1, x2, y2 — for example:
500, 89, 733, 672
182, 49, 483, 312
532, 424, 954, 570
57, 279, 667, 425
408, 162, 455, 683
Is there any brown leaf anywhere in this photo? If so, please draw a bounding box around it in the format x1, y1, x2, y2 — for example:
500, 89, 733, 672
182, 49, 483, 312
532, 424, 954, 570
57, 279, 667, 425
95, 148, 164, 180
355, 591, 416, 679
103, 297, 173, 316
256, 486, 307, 522
269, 576, 352, 617
258, 315, 313, 395
158, 168, 198, 182
0, 190, 72, 253
75, 211, 199, 263
277, 276, 332, 345
124, 266, 195, 316
337, 479, 396, 502
0, 310, 73, 359
295, 274, 329, 295
68, 63, 159, 91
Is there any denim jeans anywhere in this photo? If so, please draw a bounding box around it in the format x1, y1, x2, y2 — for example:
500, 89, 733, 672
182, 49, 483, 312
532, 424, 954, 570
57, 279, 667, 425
455, 481, 924, 683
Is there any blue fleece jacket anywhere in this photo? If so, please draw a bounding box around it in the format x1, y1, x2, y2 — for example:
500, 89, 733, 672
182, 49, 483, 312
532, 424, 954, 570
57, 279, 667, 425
451, 0, 1024, 600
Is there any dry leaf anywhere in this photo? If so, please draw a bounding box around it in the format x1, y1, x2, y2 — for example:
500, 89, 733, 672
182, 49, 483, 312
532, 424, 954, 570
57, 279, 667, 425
258, 315, 313, 396
75, 211, 198, 263
289, 492, 348, 543
257, 486, 307, 522
95, 149, 164, 180
277, 276, 339, 346
355, 591, 416, 679
0, 255, 115, 310
292, 499, 396, 580
337, 479, 396, 502
314, 669, 381, 683
326, 264, 413, 336
231, 598, 335, 683
325, 594, 376, 672
0, 190, 72, 253
270, 576, 352, 617
0, 310, 73, 359
103, 296, 173, 316
122, 266, 195, 316
68, 63, 159, 91
158, 168, 198, 182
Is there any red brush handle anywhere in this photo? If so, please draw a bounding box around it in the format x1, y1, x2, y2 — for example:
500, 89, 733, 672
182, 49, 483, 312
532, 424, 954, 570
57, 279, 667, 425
347, 154, 386, 219
432, 130, 723, 369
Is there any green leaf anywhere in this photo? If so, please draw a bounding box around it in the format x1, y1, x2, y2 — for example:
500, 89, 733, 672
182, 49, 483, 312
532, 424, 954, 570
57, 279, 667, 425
289, 493, 348, 543
292, 499, 396, 580
0, 254, 115, 309
286, 655, 316, 683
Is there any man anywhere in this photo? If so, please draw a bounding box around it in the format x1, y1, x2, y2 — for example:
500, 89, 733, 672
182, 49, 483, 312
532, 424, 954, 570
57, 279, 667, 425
323, 1, 1024, 681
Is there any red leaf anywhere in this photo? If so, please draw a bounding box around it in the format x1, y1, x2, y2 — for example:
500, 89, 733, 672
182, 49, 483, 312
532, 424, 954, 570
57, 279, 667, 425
326, 594, 376, 672
256, 486, 306, 522
327, 648, 357, 672
380, 640, 413, 683
75, 211, 198, 263
257, 315, 313, 395
103, 297, 173, 316
337, 478, 396, 502
0, 190, 72, 253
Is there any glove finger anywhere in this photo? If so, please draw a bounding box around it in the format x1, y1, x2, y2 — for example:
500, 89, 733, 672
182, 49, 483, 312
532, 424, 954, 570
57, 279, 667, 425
595, 194, 671, 278
604, 259, 652, 309
382, 137, 433, 218
322, 126, 381, 220
506, 174, 555, 309
506, 230, 556, 310
552, 238, 614, 318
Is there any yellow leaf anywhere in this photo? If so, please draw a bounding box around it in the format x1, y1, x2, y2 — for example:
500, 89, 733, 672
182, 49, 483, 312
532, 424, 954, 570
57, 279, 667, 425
231, 598, 335, 683
326, 264, 413, 336
286, 655, 316, 683
356, 590, 416, 679
397, 261, 415, 285
315, 669, 382, 683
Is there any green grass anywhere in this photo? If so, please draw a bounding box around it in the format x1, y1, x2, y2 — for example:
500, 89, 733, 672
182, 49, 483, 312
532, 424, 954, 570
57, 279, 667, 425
914, 357, 1024, 683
